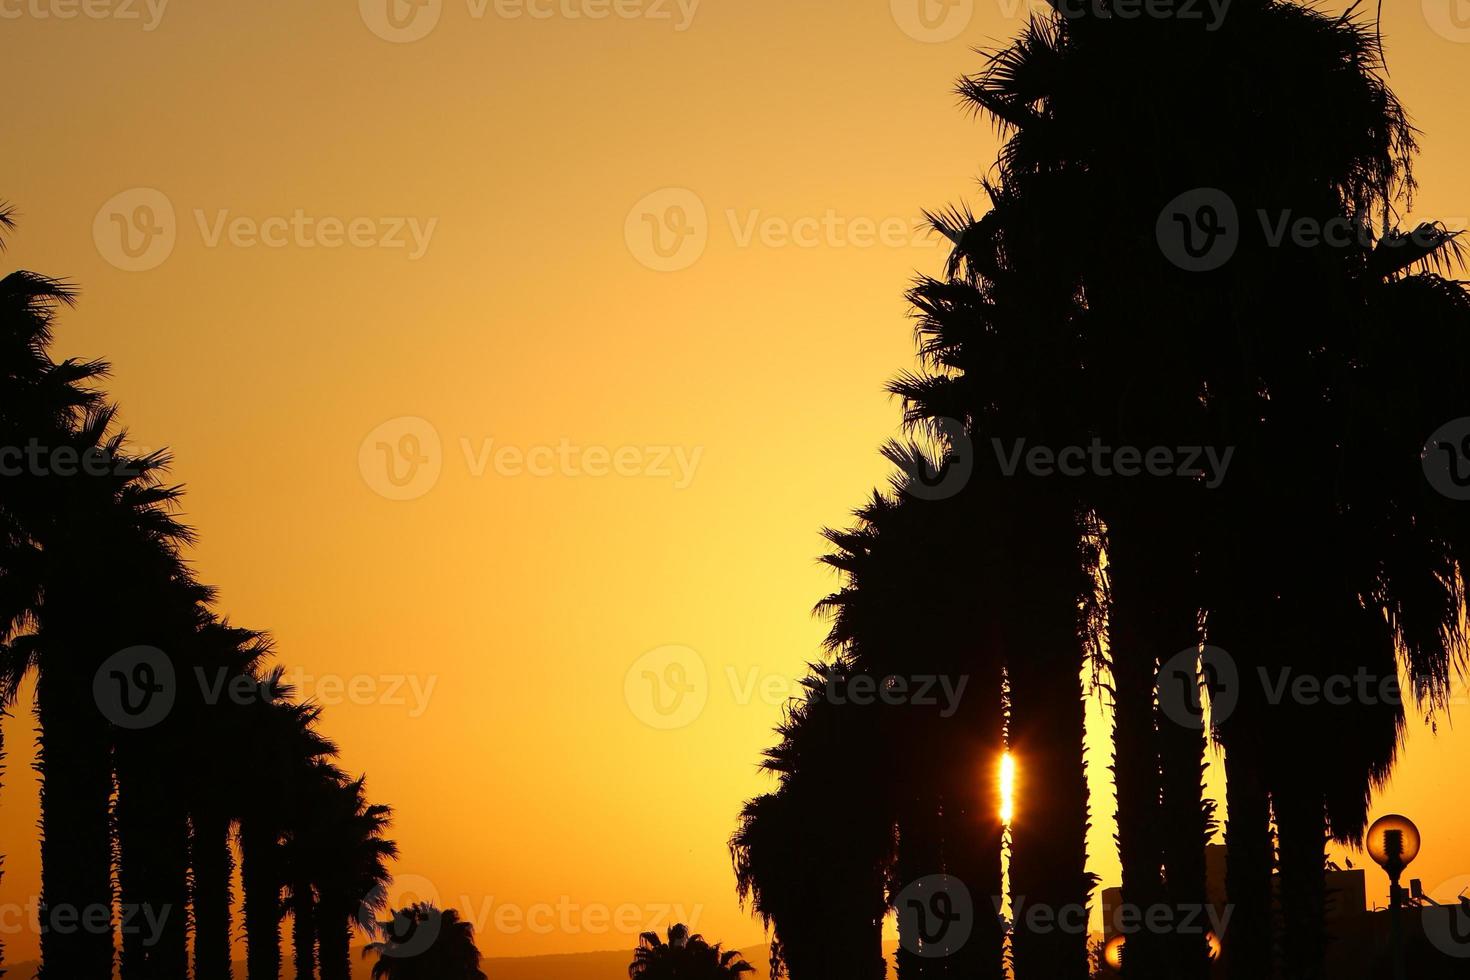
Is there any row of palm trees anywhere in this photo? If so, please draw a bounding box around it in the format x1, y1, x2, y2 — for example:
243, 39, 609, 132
0, 206, 399, 979
733, 2, 1470, 979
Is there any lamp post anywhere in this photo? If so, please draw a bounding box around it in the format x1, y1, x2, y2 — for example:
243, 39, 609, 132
1366, 814, 1421, 980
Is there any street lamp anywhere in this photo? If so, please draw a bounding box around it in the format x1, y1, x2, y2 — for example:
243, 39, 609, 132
1100, 932, 1219, 973
1367, 813, 1421, 980
1103, 934, 1126, 973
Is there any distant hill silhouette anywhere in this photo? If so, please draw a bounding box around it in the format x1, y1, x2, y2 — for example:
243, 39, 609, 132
4, 944, 779, 980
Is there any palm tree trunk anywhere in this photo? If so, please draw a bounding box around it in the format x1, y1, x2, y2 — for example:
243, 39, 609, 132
315, 905, 353, 980
191, 808, 235, 980
1275, 781, 1326, 980
1222, 735, 1273, 980
1104, 538, 1166, 980
153, 799, 192, 980
1158, 712, 1212, 980
0, 708, 7, 978
115, 761, 148, 980
240, 816, 283, 980
292, 878, 317, 980
939, 774, 1005, 980
1106, 517, 1209, 980
1004, 494, 1091, 980
825, 819, 891, 980
1007, 653, 1091, 980
35, 656, 116, 980
939, 656, 1006, 980
116, 737, 192, 980
894, 794, 943, 979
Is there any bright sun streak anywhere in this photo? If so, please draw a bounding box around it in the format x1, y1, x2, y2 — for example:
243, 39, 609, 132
1000, 751, 1016, 825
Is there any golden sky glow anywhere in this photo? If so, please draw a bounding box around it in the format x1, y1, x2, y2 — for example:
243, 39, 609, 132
3, 0, 1470, 963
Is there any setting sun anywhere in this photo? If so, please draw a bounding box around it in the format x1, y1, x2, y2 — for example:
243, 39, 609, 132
1000, 751, 1016, 826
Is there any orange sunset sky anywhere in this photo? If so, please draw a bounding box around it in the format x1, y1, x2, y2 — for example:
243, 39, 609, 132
4, 0, 1470, 962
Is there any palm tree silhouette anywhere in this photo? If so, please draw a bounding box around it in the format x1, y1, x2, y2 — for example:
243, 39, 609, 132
26, 421, 195, 980
901, 5, 1470, 980
0, 208, 117, 980
628, 924, 754, 979
817, 470, 1012, 980
364, 904, 487, 980
732, 663, 894, 979
188, 620, 276, 980
303, 774, 398, 980
113, 560, 215, 980
283, 761, 343, 980
894, 190, 1098, 979
0, 205, 403, 980
239, 694, 340, 980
